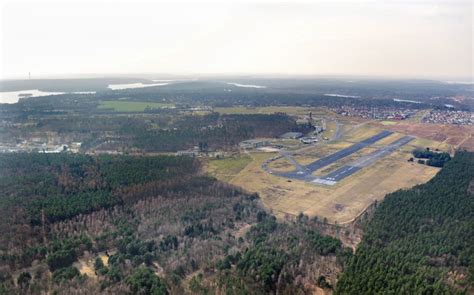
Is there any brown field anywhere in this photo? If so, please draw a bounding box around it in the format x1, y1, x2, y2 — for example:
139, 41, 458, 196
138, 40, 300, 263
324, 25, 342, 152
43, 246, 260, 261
74, 252, 111, 279
267, 156, 295, 172
460, 136, 474, 151
204, 117, 469, 224
228, 122, 449, 224
378, 122, 474, 151
231, 149, 439, 224
341, 123, 381, 142
322, 120, 337, 139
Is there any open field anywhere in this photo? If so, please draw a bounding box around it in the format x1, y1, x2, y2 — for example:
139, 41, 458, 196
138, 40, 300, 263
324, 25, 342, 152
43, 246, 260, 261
267, 157, 296, 172
228, 123, 448, 224
97, 100, 174, 112
376, 121, 474, 151
406, 109, 431, 123
231, 149, 439, 224
205, 154, 252, 182
341, 123, 382, 143
321, 120, 337, 139
380, 120, 398, 125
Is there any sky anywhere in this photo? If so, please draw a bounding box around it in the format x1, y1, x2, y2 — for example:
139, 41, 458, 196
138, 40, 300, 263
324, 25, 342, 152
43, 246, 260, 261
0, 0, 472, 80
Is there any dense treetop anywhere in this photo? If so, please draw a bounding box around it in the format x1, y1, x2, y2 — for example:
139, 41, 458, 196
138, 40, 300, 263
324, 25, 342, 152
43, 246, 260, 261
336, 151, 474, 294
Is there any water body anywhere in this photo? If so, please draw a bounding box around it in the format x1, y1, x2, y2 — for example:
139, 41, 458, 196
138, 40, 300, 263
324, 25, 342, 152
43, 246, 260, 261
444, 81, 474, 85
227, 82, 266, 89
393, 98, 422, 104
72, 91, 96, 94
152, 79, 175, 82
0, 90, 97, 104
324, 93, 360, 98
0, 89, 65, 104
107, 82, 169, 90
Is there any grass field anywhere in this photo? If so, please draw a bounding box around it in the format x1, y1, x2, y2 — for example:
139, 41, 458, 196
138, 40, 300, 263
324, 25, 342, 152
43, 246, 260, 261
206, 155, 253, 182
380, 120, 398, 125
267, 157, 295, 172
322, 120, 337, 139
342, 123, 381, 143
407, 110, 431, 123
98, 100, 174, 112
227, 124, 447, 224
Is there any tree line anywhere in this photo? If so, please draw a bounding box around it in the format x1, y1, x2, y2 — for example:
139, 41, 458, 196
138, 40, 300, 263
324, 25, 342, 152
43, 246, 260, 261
336, 151, 474, 294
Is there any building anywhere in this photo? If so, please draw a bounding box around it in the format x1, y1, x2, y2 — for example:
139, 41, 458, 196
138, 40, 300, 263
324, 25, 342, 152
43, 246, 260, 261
314, 126, 324, 133
280, 132, 303, 139
239, 139, 270, 149
300, 136, 318, 144
176, 146, 200, 157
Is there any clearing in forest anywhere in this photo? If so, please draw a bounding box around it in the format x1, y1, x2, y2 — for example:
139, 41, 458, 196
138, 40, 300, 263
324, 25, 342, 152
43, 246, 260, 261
229, 123, 448, 224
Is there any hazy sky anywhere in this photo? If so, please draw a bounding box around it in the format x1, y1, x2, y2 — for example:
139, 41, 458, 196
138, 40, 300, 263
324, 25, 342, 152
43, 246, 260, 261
1, 0, 472, 80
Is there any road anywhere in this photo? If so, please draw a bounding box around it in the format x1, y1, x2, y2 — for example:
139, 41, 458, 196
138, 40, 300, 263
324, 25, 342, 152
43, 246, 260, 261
313, 135, 414, 184
270, 130, 393, 180
273, 119, 342, 171
263, 128, 414, 185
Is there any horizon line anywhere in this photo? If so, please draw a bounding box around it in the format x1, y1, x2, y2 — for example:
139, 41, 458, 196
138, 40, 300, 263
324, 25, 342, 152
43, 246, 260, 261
1, 72, 473, 83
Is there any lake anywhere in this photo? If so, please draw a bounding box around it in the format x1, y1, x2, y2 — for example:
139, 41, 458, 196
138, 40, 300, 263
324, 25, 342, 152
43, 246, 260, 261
0, 89, 65, 104
227, 82, 266, 89
107, 82, 169, 90
0, 90, 97, 104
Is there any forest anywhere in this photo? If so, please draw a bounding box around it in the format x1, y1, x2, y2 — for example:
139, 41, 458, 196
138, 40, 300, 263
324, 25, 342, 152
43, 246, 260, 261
124, 113, 312, 152
0, 153, 352, 294
1, 80, 444, 121
0, 112, 312, 153
336, 151, 474, 294
412, 149, 452, 167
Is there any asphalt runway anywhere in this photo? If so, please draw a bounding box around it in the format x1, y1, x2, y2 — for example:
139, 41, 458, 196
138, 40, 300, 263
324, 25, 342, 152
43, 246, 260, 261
274, 130, 393, 180
314, 135, 414, 184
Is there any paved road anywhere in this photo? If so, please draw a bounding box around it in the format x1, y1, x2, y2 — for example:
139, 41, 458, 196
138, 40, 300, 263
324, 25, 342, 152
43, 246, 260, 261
332, 120, 343, 141
263, 130, 415, 187
272, 130, 393, 180
270, 119, 342, 173
313, 135, 414, 185
279, 150, 304, 172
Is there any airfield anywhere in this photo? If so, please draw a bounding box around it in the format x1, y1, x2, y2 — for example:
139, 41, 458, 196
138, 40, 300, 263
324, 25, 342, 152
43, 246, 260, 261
262, 130, 416, 185
207, 107, 459, 224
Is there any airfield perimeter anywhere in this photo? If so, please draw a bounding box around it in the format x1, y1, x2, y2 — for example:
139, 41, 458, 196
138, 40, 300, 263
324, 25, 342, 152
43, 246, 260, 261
207, 107, 465, 224
207, 107, 474, 224
263, 130, 416, 185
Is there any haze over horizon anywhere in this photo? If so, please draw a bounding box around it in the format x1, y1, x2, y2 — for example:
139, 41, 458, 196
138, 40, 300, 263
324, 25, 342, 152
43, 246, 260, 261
1, 0, 473, 81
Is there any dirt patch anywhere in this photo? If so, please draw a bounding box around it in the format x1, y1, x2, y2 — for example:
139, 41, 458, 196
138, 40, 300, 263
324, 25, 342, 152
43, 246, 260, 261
153, 262, 165, 277
267, 157, 296, 172
381, 122, 474, 151
74, 258, 97, 279
460, 136, 474, 151
334, 204, 345, 212
233, 223, 253, 239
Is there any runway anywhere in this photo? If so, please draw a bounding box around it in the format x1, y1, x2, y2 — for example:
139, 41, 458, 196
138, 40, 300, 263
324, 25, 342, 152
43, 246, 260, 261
263, 130, 414, 186
271, 130, 393, 180
313, 135, 414, 185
